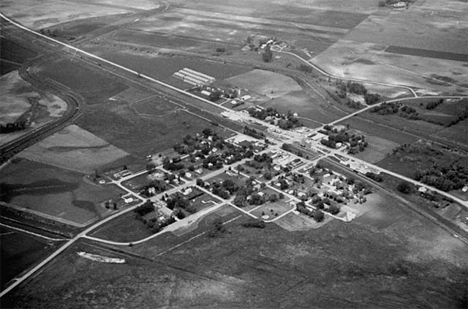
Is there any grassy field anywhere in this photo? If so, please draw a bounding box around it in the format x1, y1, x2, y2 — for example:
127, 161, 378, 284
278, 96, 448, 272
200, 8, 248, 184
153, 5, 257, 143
338, 115, 419, 145
377, 141, 466, 179
37, 57, 128, 105
77, 100, 215, 157
0, 225, 61, 290
354, 135, 399, 164
4, 190, 468, 308
0, 158, 124, 227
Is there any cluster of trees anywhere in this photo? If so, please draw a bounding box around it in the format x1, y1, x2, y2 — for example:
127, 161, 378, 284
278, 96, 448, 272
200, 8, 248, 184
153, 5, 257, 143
163, 157, 184, 171
207, 218, 227, 237
244, 126, 265, 139
173, 129, 225, 155
425, 99, 443, 110
262, 45, 273, 62
414, 164, 467, 192
165, 194, 196, 218
298, 64, 313, 74
370, 102, 419, 119
365, 172, 384, 182
345, 99, 363, 109
0, 122, 27, 134
248, 108, 302, 130
242, 219, 266, 228
296, 201, 324, 222
141, 179, 167, 197
336, 81, 381, 104
397, 181, 412, 194
370, 102, 400, 115
134, 200, 176, 233
447, 107, 468, 127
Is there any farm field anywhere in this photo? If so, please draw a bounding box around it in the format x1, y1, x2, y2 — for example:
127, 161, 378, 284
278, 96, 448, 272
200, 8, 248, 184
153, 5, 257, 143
0, 71, 68, 146
76, 100, 215, 157
4, 189, 468, 308
17, 125, 130, 174
0, 37, 37, 75
0, 225, 61, 290
0, 158, 125, 227
0, 0, 159, 29
311, 2, 468, 95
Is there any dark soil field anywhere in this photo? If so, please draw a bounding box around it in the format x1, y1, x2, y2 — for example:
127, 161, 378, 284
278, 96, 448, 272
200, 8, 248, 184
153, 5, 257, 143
0, 226, 61, 290
0, 37, 38, 67
386, 45, 468, 62
36, 57, 128, 105
4, 192, 468, 309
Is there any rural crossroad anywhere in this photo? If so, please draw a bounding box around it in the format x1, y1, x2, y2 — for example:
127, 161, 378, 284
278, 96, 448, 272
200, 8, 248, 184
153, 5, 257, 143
1, 11, 467, 299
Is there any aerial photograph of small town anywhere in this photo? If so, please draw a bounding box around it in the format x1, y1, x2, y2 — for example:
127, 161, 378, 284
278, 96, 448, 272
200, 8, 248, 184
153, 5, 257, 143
0, 0, 467, 308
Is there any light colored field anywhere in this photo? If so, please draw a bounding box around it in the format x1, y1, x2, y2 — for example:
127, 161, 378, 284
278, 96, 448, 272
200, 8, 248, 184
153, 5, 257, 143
0, 71, 68, 146
311, 39, 468, 95
0, 0, 159, 29
225, 69, 302, 98
18, 124, 129, 173
311, 2, 468, 95
0, 71, 31, 124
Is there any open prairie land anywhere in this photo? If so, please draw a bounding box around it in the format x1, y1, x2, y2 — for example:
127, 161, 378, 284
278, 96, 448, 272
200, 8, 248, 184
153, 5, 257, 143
3, 191, 468, 309
0, 158, 124, 227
